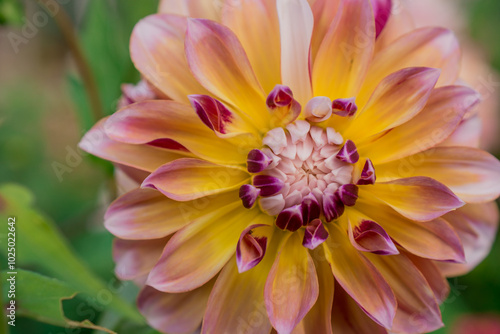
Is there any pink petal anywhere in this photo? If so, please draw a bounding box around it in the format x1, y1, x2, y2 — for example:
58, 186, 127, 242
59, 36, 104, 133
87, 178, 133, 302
113, 238, 167, 280
267, 85, 302, 126
104, 100, 251, 164
439, 115, 482, 148
406, 253, 450, 303
265, 233, 319, 334
302, 219, 329, 250
138, 283, 213, 334
344, 67, 440, 141
371, 0, 392, 38
79, 118, 185, 173
158, 0, 220, 20
359, 85, 480, 164
364, 177, 464, 222
324, 223, 396, 329
142, 158, 249, 201
438, 202, 499, 276
185, 19, 268, 128
277, 0, 314, 104
147, 210, 271, 292
130, 14, 210, 103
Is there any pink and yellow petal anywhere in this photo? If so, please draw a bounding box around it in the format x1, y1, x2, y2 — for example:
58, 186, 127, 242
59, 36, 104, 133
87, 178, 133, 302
323, 222, 396, 329
105, 188, 240, 240
138, 282, 214, 334
142, 158, 249, 201
313, 0, 375, 100
358, 85, 480, 164
342, 67, 440, 141
221, 0, 281, 94
185, 18, 269, 129
147, 209, 270, 293
375, 147, 500, 203
130, 14, 210, 103
265, 232, 319, 334
105, 100, 257, 164
158, 0, 221, 21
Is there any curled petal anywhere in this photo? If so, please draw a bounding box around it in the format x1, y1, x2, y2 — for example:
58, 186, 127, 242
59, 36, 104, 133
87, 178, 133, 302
239, 184, 260, 209
253, 175, 284, 197
304, 96, 332, 122
337, 184, 359, 206
348, 219, 399, 255
276, 204, 303, 232
357, 159, 376, 185
301, 193, 321, 224
303, 219, 329, 250
337, 140, 360, 164
247, 149, 272, 173
322, 192, 345, 222
266, 85, 302, 127
188, 95, 234, 134
236, 224, 272, 273
331, 97, 358, 117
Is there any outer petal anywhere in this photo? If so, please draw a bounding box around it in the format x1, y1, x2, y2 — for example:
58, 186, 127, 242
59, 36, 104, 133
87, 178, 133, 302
438, 202, 499, 276
331, 282, 388, 334
79, 118, 187, 172
371, 0, 392, 38
265, 232, 319, 334
113, 238, 168, 280
277, 0, 314, 104
130, 14, 210, 103
359, 27, 460, 106
138, 283, 213, 334
323, 222, 396, 329
158, 0, 221, 21
105, 188, 240, 240
313, 0, 375, 99
105, 100, 256, 164
342, 67, 440, 141
221, 0, 281, 93
353, 201, 465, 262
202, 232, 277, 334
406, 253, 450, 303
359, 86, 480, 163
375, 147, 500, 203
362, 177, 464, 222
291, 255, 334, 334
366, 252, 444, 334
439, 115, 481, 148
142, 158, 249, 201
185, 19, 268, 128
147, 208, 264, 292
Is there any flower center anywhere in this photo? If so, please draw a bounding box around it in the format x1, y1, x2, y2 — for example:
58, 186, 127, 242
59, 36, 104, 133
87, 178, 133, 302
240, 119, 363, 232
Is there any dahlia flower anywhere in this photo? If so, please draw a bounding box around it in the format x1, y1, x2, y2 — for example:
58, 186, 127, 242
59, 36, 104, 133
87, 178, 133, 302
80, 0, 500, 333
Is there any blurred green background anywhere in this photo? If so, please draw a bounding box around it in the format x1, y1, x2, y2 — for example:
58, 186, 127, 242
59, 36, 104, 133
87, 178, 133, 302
0, 0, 499, 333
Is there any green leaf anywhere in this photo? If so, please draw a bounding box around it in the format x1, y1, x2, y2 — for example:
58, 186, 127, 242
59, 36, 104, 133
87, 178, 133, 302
0, 0, 24, 25
1, 269, 116, 333
0, 183, 143, 324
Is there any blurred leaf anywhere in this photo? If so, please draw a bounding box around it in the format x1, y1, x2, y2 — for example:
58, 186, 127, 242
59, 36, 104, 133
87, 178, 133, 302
0, 183, 143, 324
0, 0, 24, 25
1, 269, 115, 333
70, 0, 158, 130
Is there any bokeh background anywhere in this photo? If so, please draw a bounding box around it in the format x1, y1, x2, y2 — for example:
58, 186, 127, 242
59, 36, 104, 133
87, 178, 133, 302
0, 0, 499, 333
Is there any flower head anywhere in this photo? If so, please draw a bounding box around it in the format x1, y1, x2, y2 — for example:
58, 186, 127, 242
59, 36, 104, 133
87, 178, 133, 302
80, 0, 500, 333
